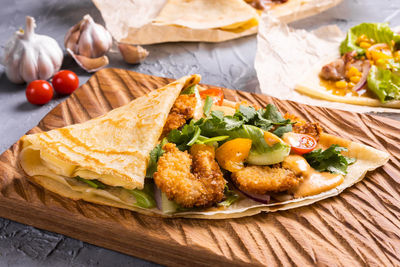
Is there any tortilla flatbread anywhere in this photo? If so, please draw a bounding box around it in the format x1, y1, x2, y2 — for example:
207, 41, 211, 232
296, 56, 400, 108
20, 75, 201, 190
153, 0, 259, 32
92, 0, 343, 45
19, 78, 390, 219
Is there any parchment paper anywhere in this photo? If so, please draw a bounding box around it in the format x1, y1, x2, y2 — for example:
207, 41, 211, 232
92, 0, 343, 45
255, 14, 400, 113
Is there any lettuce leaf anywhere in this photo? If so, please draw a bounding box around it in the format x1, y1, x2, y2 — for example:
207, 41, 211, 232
146, 138, 168, 178
367, 65, 400, 102
203, 96, 213, 117
198, 105, 292, 138
129, 182, 156, 209
218, 185, 239, 207
181, 85, 197, 95
340, 23, 400, 56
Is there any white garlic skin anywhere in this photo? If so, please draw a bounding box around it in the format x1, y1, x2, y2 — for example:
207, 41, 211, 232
2, 16, 63, 84
64, 14, 112, 58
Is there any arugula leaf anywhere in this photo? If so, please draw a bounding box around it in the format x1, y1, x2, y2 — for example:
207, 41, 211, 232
273, 124, 292, 137
196, 104, 293, 147
367, 65, 400, 102
146, 138, 168, 178
236, 105, 257, 122
197, 110, 243, 137
203, 96, 213, 117
187, 126, 201, 146
181, 85, 197, 95
196, 135, 230, 144
304, 145, 356, 175
76, 177, 106, 189
129, 182, 156, 209
340, 23, 400, 56
167, 120, 201, 151
218, 185, 239, 207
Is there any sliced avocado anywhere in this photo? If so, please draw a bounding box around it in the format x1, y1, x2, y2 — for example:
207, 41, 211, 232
247, 141, 290, 165
161, 192, 179, 214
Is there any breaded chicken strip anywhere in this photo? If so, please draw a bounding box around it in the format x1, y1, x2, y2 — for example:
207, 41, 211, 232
284, 113, 323, 141
154, 143, 226, 208
162, 94, 197, 137
231, 165, 301, 195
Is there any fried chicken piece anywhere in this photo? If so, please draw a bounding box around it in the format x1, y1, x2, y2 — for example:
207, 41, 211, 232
154, 143, 226, 208
162, 94, 197, 137
284, 113, 323, 141
231, 165, 301, 195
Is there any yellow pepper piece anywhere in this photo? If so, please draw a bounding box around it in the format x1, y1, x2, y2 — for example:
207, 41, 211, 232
263, 131, 281, 147
215, 138, 252, 172
350, 76, 361, 83
335, 80, 348, 89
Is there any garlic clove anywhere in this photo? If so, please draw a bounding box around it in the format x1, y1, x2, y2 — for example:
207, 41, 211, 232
64, 23, 82, 53
67, 48, 109, 73
118, 43, 149, 64
64, 14, 112, 59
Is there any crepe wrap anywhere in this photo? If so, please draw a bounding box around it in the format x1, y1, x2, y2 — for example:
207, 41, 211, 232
255, 14, 400, 113
19, 76, 389, 219
20, 74, 201, 190
92, 0, 342, 45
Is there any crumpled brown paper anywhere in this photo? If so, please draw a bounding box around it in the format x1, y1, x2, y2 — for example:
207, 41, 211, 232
255, 14, 400, 113
92, 0, 343, 45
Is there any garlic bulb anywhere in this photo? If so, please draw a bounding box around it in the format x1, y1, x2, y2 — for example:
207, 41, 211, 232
64, 14, 112, 58
2, 16, 63, 84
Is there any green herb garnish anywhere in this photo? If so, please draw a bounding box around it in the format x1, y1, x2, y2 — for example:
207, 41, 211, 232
304, 145, 356, 175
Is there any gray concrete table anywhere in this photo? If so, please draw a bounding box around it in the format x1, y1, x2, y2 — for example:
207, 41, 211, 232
0, 0, 399, 266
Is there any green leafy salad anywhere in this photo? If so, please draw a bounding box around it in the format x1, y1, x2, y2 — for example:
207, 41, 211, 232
142, 98, 355, 212
322, 22, 400, 103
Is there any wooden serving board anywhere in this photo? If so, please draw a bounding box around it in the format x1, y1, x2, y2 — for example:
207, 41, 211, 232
1, 69, 400, 266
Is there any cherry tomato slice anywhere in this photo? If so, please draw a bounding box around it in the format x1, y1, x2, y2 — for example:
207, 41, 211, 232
283, 132, 317, 155
52, 70, 79, 95
26, 80, 53, 105
199, 88, 224, 106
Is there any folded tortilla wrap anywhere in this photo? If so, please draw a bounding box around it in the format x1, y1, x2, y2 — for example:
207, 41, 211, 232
296, 55, 400, 108
20, 74, 201, 190
153, 0, 259, 33
20, 75, 389, 219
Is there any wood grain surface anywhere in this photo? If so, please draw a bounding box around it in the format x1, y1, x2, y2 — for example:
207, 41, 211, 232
1, 69, 400, 266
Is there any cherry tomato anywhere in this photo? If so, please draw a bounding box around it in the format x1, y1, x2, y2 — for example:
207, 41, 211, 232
52, 70, 79, 95
283, 132, 317, 155
26, 80, 53, 105
199, 88, 224, 106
